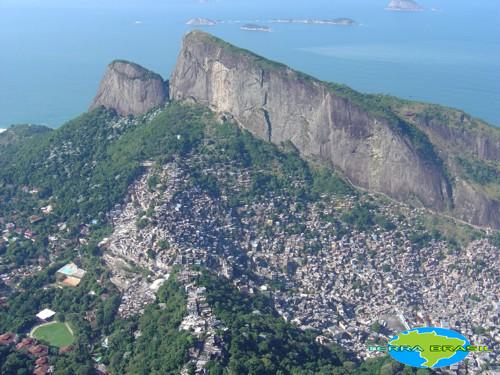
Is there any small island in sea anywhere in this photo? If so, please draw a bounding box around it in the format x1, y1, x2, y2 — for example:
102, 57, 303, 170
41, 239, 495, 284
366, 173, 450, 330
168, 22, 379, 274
186, 17, 217, 26
270, 18, 356, 26
240, 24, 271, 32
386, 0, 423, 11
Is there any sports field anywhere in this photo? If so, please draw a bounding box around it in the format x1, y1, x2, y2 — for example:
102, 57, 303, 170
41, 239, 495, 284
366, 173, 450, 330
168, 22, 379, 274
31, 322, 75, 348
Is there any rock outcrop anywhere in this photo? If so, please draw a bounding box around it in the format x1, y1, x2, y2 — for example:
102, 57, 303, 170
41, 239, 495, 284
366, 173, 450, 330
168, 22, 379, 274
415, 113, 500, 162
90, 60, 168, 116
453, 180, 500, 230
170, 31, 500, 229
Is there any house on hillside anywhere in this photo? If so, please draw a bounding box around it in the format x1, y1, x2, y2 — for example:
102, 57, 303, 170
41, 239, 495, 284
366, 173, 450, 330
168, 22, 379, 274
0, 332, 19, 346
28, 344, 49, 357
29, 215, 44, 224
16, 337, 35, 350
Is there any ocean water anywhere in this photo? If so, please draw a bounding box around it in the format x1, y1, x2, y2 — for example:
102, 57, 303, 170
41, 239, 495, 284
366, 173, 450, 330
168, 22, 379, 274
1, 0, 499, 128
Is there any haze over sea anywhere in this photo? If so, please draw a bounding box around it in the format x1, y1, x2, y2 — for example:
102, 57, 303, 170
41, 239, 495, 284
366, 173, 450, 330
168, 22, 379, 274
1, 0, 499, 128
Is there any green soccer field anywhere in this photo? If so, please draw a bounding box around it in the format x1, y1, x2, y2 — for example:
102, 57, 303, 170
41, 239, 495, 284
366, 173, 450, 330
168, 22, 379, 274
32, 322, 75, 348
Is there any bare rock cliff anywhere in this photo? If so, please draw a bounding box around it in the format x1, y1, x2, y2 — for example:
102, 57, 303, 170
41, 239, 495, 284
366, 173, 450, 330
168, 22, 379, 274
170, 32, 451, 209
170, 31, 500, 229
453, 180, 500, 229
416, 114, 500, 162
90, 60, 168, 116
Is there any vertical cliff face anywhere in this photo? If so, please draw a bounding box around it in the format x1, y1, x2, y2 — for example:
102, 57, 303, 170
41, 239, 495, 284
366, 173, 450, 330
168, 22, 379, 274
415, 115, 500, 162
169, 31, 500, 229
90, 60, 168, 116
170, 31, 451, 210
453, 180, 500, 229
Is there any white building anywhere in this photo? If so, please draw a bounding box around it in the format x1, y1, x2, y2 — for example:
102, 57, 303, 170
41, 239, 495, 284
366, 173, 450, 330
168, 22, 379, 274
36, 308, 56, 321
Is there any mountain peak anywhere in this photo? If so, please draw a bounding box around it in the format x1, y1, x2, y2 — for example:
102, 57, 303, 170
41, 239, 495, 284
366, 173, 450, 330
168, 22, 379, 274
108, 60, 164, 81
90, 60, 168, 116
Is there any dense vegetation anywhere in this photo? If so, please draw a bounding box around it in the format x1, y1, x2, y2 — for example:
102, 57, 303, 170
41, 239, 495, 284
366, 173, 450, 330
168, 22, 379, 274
0, 256, 121, 375
341, 202, 396, 232
105, 273, 193, 375
0, 105, 215, 224
0, 101, 356, 277
0, 105, 209, 264
0, 124, 51, 144
197, 120, 353, 205
456, 157, 500, 185
0, 346, 34, 375
491, 233, 500, 247
0, 102, 354, 265
200, 271, 347, 374
1, 108, 137, 222
0, 124, 53, 171
198, 272, 427, 375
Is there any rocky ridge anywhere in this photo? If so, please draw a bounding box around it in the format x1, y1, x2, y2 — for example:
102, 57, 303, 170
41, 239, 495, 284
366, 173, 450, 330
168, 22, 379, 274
169, 30, 500, 229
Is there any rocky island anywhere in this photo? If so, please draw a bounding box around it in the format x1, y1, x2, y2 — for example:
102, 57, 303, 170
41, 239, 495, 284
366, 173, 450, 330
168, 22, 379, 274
270, 18, 356, 26
186, 17, 217, 26
240, 24, 271, 32
386, 0, 423, 11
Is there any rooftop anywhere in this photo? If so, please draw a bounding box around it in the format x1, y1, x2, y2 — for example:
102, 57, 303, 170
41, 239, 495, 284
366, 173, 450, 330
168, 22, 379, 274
36, 309, 56, 320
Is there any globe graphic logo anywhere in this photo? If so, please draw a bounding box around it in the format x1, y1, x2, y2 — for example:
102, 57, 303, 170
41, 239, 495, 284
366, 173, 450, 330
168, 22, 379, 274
388, 327, 470, 368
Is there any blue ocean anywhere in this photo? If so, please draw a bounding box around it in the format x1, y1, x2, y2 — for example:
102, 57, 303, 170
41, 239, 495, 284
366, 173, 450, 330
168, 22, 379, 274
1, 0, 499, 128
